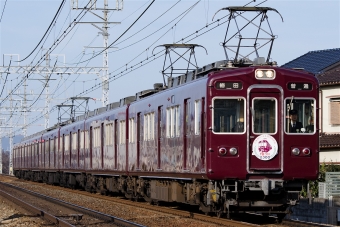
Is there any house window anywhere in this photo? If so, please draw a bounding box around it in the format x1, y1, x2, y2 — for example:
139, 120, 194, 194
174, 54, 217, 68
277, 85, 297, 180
329, 98, 340, 125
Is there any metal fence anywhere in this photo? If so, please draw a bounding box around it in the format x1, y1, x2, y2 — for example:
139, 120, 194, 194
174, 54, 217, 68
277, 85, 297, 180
319, 172, 340, 198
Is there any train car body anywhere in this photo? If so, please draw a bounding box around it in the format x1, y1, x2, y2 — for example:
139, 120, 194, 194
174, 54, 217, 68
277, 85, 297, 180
13, 60, 319, 219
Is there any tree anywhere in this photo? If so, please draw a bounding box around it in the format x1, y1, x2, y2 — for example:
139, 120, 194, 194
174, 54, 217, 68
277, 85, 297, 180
301, 162, 340, 198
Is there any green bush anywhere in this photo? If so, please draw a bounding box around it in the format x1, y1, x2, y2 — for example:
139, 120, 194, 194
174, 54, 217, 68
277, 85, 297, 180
301, 163, 340, 198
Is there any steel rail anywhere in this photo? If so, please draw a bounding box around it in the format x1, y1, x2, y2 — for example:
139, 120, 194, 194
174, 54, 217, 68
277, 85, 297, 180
0, 189, 75, 227
0, 181, 145, 227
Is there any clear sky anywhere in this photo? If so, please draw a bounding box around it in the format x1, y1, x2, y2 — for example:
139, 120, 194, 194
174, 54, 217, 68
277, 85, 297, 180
0, 0, 339, 137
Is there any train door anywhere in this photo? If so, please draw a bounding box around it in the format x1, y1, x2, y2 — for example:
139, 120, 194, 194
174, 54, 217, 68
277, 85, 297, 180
248, 86, 282, 173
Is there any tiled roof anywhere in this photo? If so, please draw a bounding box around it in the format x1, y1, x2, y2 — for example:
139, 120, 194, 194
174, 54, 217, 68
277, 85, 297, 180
317, 67, 340, 86
281, 48, 340, 74
320, 133, 340, 148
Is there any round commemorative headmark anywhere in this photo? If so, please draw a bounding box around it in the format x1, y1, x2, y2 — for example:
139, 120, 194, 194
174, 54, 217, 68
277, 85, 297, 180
252, 134, 278, 161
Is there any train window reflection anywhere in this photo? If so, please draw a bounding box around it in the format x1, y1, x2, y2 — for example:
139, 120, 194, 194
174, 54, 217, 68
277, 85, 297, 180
285, 98, 315, 134
213, 98, 245, 133
253, 98, 277, 134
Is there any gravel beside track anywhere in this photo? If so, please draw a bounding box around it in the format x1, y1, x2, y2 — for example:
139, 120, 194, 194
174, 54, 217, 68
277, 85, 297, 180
0, 176, 220, 227
0, 198, 52, 227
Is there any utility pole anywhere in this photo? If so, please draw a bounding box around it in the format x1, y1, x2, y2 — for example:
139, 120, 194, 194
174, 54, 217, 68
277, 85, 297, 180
72, 0, 123, 107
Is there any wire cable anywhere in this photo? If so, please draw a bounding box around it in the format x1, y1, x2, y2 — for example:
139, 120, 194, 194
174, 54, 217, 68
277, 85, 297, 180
0, 0, 8, 23
17, 0, 66, 62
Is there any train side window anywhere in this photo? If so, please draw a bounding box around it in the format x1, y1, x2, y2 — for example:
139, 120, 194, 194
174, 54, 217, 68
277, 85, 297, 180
120, 120, 126, 144
72, 132, 77, 150
105, 123, 114, 146
93, 126, 101, 148
195, 100, 201, 135
213, 98, 245, 133
144, 113, 154, 141
129, 118, 135, 143
166, 106, 180, 137
253, 98, 277, 134
285, 98, 316, 134
64, 134, 70, 152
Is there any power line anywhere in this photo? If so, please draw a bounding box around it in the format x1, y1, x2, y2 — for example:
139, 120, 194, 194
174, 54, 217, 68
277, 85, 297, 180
17, 0, 66, 62
76, 0, 156, 65
0, 0, 8, 23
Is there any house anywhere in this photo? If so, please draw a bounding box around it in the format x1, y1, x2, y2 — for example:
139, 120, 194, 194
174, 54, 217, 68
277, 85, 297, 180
282, 48, 340, 164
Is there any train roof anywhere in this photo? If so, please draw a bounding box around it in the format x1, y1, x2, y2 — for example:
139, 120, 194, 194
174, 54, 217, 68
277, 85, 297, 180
21, 58, 295, 142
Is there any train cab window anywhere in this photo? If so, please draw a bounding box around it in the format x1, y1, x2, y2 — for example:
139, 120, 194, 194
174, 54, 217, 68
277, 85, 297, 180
285, 98, 316, 134
213, 98, 245, 133
253, 98, 277, 134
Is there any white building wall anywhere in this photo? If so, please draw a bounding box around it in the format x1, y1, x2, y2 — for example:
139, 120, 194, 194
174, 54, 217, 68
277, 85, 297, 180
319, 149, 340, 163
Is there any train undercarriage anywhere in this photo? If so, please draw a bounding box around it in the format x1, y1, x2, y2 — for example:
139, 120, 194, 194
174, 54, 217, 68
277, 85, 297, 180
14, 170, 304, 220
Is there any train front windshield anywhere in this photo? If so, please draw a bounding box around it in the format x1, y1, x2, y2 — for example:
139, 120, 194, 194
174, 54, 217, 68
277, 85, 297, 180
213, 98, 245, 133
285, 98, 316, 134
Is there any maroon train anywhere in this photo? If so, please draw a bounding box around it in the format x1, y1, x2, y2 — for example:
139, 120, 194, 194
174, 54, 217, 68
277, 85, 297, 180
13, 59, 319, 219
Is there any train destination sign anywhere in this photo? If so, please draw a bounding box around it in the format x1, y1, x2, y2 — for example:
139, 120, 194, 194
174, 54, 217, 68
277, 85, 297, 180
287, 82, 312, 90
215, 82, 242, 90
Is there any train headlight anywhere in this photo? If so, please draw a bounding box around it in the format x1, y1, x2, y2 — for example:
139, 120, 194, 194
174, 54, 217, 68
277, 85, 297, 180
229, 147, 238, 155
292, 148, 300, 156
219, 147, 227, 156
302, 148, 310, 155
266, 70, 274, 78
256, 70, 264, 78
255, 69, 276, 80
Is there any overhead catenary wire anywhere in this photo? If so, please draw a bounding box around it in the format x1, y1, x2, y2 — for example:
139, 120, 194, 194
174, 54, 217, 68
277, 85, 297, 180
16, 0, 66, 63
0, 0, 98, 107
0, 60, 12, 98
0, 0, 8, 23
10, 0, 265, 136
75, 0, 156, 65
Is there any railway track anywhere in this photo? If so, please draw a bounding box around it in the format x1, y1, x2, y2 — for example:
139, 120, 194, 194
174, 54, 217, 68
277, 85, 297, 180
0, 175, 328, 227
0, 180, 144, 227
